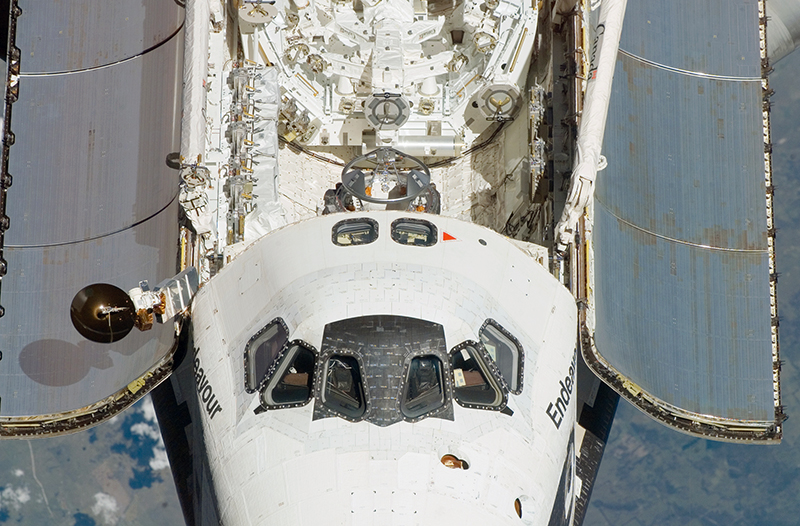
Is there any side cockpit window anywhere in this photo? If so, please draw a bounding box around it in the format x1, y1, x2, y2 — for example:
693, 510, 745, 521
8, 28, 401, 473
450, 342, 505, 410
401, 355, 445, 419
332, 218, 379, 246
322, 355, 366, 419
479, 320, 524, 394
244, 318, 289, 393
260, 341, 316, 409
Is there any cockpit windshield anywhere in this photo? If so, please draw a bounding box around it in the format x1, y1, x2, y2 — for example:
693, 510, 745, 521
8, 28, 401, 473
322, 355, 366, 419
401, 355, 445, 418
246, 316, 520, 421
450, 343, 504, 409
261, 342, 316, 408
316, 315, 450, 425
479, 320, 524, 394
244, 318, 289, 393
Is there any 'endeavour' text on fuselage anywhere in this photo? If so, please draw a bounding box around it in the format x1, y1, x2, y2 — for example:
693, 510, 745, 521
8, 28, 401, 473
194, 357, 223, 420
546, 353, 576, 429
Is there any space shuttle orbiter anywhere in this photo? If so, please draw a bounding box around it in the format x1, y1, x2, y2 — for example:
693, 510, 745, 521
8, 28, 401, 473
0, 0, 797, 525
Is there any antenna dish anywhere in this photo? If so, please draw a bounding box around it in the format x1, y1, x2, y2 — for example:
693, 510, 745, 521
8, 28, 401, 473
70, 284, 136, 343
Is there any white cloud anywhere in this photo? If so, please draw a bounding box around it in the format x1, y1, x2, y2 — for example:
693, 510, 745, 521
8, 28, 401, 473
130, 422, 161, 442
12, 469, 23, 478
138, 396, 157, 423
0, 485, 30, 511
91, 492, 119, 526
129, 396, 170, 472
149, 446, 171, 471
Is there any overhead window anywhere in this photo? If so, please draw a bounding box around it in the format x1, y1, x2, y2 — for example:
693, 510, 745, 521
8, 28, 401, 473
480, 320, 524, 394
401, 355, 446, 419
322, 355, 366, 419
391, 218, 437, 247
244, 318, 289, 393
332, 218, 379, 246
450, 342, 504, 409
260, 342, 316, 408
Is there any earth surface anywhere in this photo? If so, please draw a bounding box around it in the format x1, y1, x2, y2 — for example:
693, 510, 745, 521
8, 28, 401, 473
0, 396, 183, 525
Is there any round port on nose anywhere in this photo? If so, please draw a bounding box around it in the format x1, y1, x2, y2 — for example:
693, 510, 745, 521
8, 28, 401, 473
515, 495, 535, 523
440, 454, 469, 470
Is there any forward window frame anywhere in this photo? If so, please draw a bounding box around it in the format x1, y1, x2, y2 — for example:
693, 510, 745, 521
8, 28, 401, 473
479, 319, 525, 395
243, 317, 290, 394
400, 353, 447, 420
449, 341, 507, 411
259, 339, 318, 410
319, 352, 369, 421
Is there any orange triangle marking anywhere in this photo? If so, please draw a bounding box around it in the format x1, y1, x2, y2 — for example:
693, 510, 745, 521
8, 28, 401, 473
443, 232, 457, 241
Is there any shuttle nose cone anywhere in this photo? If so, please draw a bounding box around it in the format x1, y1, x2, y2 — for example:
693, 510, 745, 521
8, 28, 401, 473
70, 283, 135, 343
